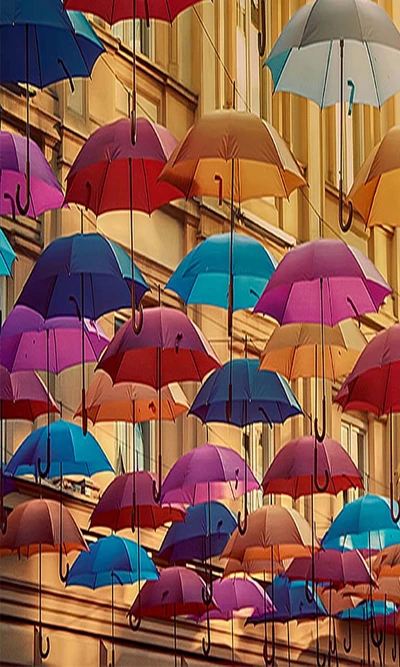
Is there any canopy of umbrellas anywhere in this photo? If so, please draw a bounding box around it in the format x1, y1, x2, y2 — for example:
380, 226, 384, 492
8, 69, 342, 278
1, 0, 400, 665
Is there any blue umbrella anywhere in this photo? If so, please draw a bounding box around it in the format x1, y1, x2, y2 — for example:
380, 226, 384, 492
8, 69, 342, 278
337, 600, 396, 622
5, 419, 113, 479
16, 232, 150, 444
166, 232, 277, 312
0, 229, 16, 277
158, 501, 236, 563
189, 359, 302, 427
66, 535, 159, 667
0, 0, 104, 217
246, 576, 327, 666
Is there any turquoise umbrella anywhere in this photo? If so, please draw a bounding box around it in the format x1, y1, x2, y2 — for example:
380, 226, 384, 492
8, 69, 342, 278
0, 229, 16, 277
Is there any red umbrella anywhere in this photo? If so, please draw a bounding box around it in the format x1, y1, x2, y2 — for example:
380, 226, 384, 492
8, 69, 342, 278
128, 566, 217, 659
0, 498, 87, 659
335, 324, 400, 521
262, 435, 363, 499
98, 307, 221, 502
0, 367, 59, 532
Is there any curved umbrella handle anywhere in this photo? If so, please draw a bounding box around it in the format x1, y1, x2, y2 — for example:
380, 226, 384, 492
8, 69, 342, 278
390, 485, 400, 523
258, 0, 267, 57
202, 607, 211, 657
343, 611, 352, 653
152, 473, 161, 504
37, 432, 51, 479
214, 174, 223, 206
3, 193, 16, 221
392, 619, 397, 662
59, 544, 70, 584
314, 438, 329, 493
15, 178, 30, 217
1, 504, 7, 535
314, 396, 326, 443
202, 579, 213, 607
237, 505, 248, 536
129, 614, 142, 631
371, 615, 383, 648
329, 620, 337, 656
38, 627, 50, 660
305, 579, 315, 605
263, 621, 275, 666
132, 301, 144, 335
339, 200, 354, 233
316, 635, 326, 667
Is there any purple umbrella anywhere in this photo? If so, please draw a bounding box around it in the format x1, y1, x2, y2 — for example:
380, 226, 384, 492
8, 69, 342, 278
0, 131, 64, 219
0, 305, 109, 373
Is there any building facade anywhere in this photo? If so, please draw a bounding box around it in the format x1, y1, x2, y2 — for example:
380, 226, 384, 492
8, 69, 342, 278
1, 0, 399, 665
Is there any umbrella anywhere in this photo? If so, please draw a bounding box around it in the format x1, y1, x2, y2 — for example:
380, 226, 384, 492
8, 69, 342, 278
97, 306, 221, 501
373, 545, 400, 579
191, 576, 274, 664
262, 435, 363, 499
0, 305, 109, 374
338, 599, 395, 663
16, 232, 149, 442
259, 320, 366, 382
90, 470, 186, 532
335, 325, 400, 520
0, 498, 87, 659
0, 0, 104, 216
66, 535, 159, 667
223, 556, 284, 579
0, 470, 17, 498
0, 228, 16, 277
128, 566, 217, 660
158, 501, 236, 563
0, 131, 64, 220
166, 232, 277, 312
265, 0, 400, 231
64, 117, 182, 331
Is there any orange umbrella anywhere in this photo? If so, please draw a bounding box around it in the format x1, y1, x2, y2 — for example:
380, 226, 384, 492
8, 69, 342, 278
373, 545, 400, 578
348, 125, 400, 227
0, 498, 87, 659
74, 371, 189, 424
341, 578, 400, 605
259, 320, 366, 382
223, 556, 285, 579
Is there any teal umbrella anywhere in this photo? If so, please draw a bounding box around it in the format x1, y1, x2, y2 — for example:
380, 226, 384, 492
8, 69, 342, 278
0, 229, 16, 277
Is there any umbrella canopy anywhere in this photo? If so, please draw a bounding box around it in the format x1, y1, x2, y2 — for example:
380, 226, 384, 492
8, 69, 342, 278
66, 535, 159, 589
90, 471, 186, 532
0, 306, 109, 374
223, 557, 284, 578
160, 443, 260, 505
159, 109, 305, 202
166, 232, 277, 312
348, 125, 400, 227
158, 502, 237, 563
373, 545, 400, 578
0, 367, 59, 420
322, 494, 400, 553
265, 0, 400, 108
129, 566, 216, 620
5, 419, 113, 478
285, 549, 374, 589
74, 372, 189, 425
0, 498, 87, 557
221, 505, 315, 563
1, 471, 17, 497
0, 229, 16, 277
262, 436, 363, 499
97, 306, 221, 387
63, 0, 204, 23
259, 320, 366, 381
0, 0, 104, 88
254, 239, 391, 325
189, 359, 302, 427
335, 324, 400, 416
65, 117, 182, 216
246, 576, 327, 624
341, 577, 400, 605
337, 599, 396, 621
192, 577, 274, 622
0, 132, 64, 220
16, 233, 149, 319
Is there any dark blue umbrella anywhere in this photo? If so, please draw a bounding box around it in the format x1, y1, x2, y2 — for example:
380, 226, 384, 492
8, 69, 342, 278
0, 0, 104, 216
66, 535, 158, 667
158, 501, 236, 563
166, 232, 277, 312
16, 232, 150, 442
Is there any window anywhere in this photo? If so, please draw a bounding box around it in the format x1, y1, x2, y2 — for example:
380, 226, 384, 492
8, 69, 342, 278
236, 0, 261, 114
245, 422, 274, 511
341, 421, 368, 503
112, 20, 153, 59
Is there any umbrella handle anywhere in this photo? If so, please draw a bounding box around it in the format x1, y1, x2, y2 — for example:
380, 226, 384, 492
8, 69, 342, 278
390, 485, 400, 523
329, 620, 337, 656
237, 505, 248, 536
214, 174, 223, 206
314, 439, 329, 493
37, 432, 51, 479
258, 0, 266, 57
316, 632, 326, 667
59, 545, 70, 584
1, 504, 7, 535
314, 396, 326, 443
305, 580, 315, 605
38, 627, 50, 660
263, 623, 275, 666
389, 413, 400, 523
129, 614, 142, 632
371, 615, 383, 648
343, 611, 352, 653
3, 193, 16, 221
339, 199, 353, 233
15, 168, 30, 217
392, 616, 397, 663
202, 579, 213, 607
132, 301, 144, 335
202, 607, 211, 656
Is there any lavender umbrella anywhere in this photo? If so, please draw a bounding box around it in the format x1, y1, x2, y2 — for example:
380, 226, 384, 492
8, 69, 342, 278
0, 306, 109, 373
0, 131, 64, 219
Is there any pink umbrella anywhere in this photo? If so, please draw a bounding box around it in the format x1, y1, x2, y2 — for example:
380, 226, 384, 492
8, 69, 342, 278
98, 307, 221, 502
262, 436, 363, 499
335, 325, 400, 522
128, 566, 217, 660
0, 131, 64, 220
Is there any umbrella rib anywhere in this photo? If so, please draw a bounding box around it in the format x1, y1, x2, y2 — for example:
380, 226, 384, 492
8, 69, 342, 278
365, 42, 382, 109
141, 158, 151, 214
320, 41, 332, 109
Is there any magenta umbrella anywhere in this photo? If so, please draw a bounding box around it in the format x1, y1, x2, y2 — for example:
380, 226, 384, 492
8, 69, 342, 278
335, 324, 400, 522
128, 566, 217, 661
98, 307, 221, 502
0, 131, 64, 219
